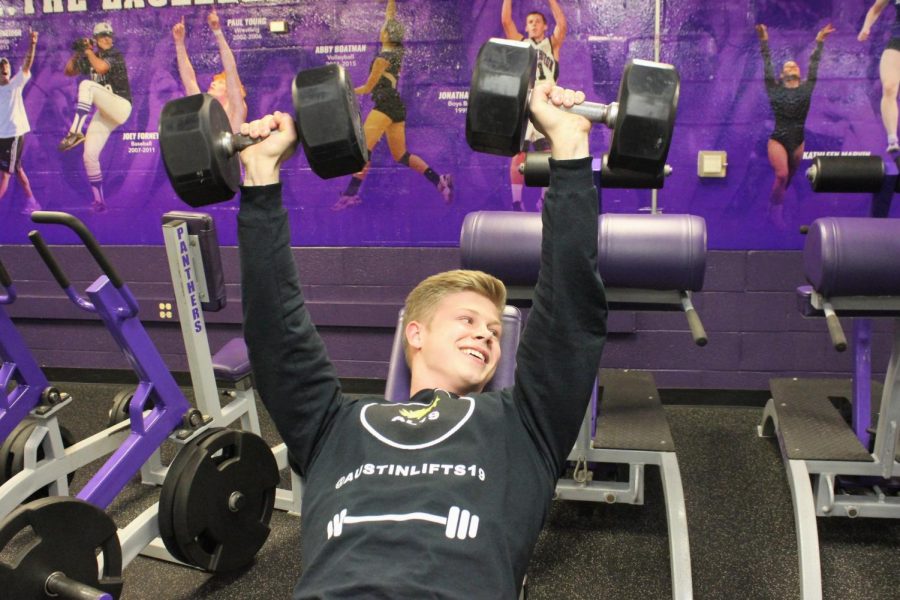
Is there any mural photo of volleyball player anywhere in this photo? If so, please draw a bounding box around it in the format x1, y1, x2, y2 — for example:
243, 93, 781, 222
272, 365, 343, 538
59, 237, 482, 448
501, 0, 567, 212
756, 22, 834, 230
0, 30, 40, 215
333, 0, 454, 211
58, 21, 132, 213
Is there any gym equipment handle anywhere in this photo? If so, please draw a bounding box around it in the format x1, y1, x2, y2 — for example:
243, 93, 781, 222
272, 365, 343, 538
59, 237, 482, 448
0, 256, 14, 304
685, 308, 708, 347
30, 211, 125, 289
825, 311, 848, 352
27, 230, 71, 290
45, 571, 113, 600
0, 257, 10, 288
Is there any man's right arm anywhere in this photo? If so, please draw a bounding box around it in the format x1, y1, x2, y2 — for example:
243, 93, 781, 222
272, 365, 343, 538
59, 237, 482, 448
237, 113, 343, 476
501, 0, 521, 40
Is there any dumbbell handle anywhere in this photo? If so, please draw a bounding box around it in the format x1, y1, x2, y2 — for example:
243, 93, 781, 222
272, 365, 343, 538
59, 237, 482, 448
220, 131, 286, 156
536, 100, 618, 128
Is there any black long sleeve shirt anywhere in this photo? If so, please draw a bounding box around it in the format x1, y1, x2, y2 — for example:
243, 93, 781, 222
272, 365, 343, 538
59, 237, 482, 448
238, 158, 607, 599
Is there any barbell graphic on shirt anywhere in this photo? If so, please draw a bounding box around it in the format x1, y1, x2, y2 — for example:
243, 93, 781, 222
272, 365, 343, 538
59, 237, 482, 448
327, 506, 480, 540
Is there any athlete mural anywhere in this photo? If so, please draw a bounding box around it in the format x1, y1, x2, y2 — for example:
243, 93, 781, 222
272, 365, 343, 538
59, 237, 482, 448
0, 0, 895, 249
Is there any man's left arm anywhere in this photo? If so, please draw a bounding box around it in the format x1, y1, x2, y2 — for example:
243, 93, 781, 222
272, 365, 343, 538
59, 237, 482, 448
512, 86, 608, 472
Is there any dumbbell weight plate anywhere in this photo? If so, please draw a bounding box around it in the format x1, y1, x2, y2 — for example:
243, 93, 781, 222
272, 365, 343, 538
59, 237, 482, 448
160, 94, 238, 207
0, 497, 123, 599
607, 59, 679, 173
292, 63, 368, 179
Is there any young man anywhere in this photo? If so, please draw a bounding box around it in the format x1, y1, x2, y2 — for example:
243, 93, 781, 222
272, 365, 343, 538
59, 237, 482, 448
59, 21, 132, 213
501, 0, 567, 212
0, 30, 39, 215
237, 82, 607, 598
171, 9, 247, 133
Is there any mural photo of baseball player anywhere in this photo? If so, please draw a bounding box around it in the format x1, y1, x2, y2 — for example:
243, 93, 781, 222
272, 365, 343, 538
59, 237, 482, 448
0, 30, 40, 215
501, 0, 567, 212
333, 0, 454, 212
172, 8, 247, 133
756, 23, 833, 230
58, 21, 132, 213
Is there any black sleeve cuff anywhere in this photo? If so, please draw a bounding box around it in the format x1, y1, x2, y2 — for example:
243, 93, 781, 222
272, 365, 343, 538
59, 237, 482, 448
239, 183, 283, 215
548, 156, 594, 190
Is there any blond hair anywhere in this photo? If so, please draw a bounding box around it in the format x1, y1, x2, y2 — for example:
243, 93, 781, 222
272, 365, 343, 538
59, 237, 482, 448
402, 269, 506, 365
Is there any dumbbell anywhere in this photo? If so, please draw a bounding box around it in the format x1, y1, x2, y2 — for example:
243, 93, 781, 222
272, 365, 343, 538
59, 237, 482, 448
465, 38, 679, 175
520, 151, 674, 189
159, 64, 368, 207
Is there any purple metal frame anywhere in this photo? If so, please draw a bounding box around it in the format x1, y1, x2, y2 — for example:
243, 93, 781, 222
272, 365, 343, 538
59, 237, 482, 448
0, 271, 50, 442
852, 319, 872, 450
29, 213, 191, 510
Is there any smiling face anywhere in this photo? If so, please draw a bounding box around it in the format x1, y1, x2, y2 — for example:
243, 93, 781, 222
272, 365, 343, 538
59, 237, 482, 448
0, 60, 10, 85
406, 290, 503, 396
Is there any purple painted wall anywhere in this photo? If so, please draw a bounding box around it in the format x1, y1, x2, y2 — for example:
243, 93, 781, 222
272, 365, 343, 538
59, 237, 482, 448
3, 244, 892, 390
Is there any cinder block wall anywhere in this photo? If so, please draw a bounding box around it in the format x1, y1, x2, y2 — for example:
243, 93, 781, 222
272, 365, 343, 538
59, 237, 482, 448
5, 246, 890, 390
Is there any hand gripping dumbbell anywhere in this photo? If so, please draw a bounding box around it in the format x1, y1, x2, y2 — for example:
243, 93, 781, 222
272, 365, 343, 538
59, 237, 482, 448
159, 64, 368, 207
465, 38, 679, 176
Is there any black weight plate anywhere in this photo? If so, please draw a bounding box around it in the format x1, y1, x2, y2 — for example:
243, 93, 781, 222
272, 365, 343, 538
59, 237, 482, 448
170, 428, 279, 572
0, 497, 123, 599
4, 423, 77, 501
107, 388, 136, 427
0, 419, 33, 484
158, 427, 221, 565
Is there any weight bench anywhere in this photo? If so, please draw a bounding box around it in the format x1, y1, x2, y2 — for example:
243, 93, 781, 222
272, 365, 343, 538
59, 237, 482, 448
758, 216, 900, 599
460, 210, 708, 600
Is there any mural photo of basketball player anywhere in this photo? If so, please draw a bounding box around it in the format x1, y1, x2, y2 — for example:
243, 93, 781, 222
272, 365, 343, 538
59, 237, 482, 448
333, 0, 454, 211
501, 0, 567, 212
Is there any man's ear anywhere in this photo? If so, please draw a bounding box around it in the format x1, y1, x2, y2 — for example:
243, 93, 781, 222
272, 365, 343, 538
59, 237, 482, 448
405, 320, 424, 351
